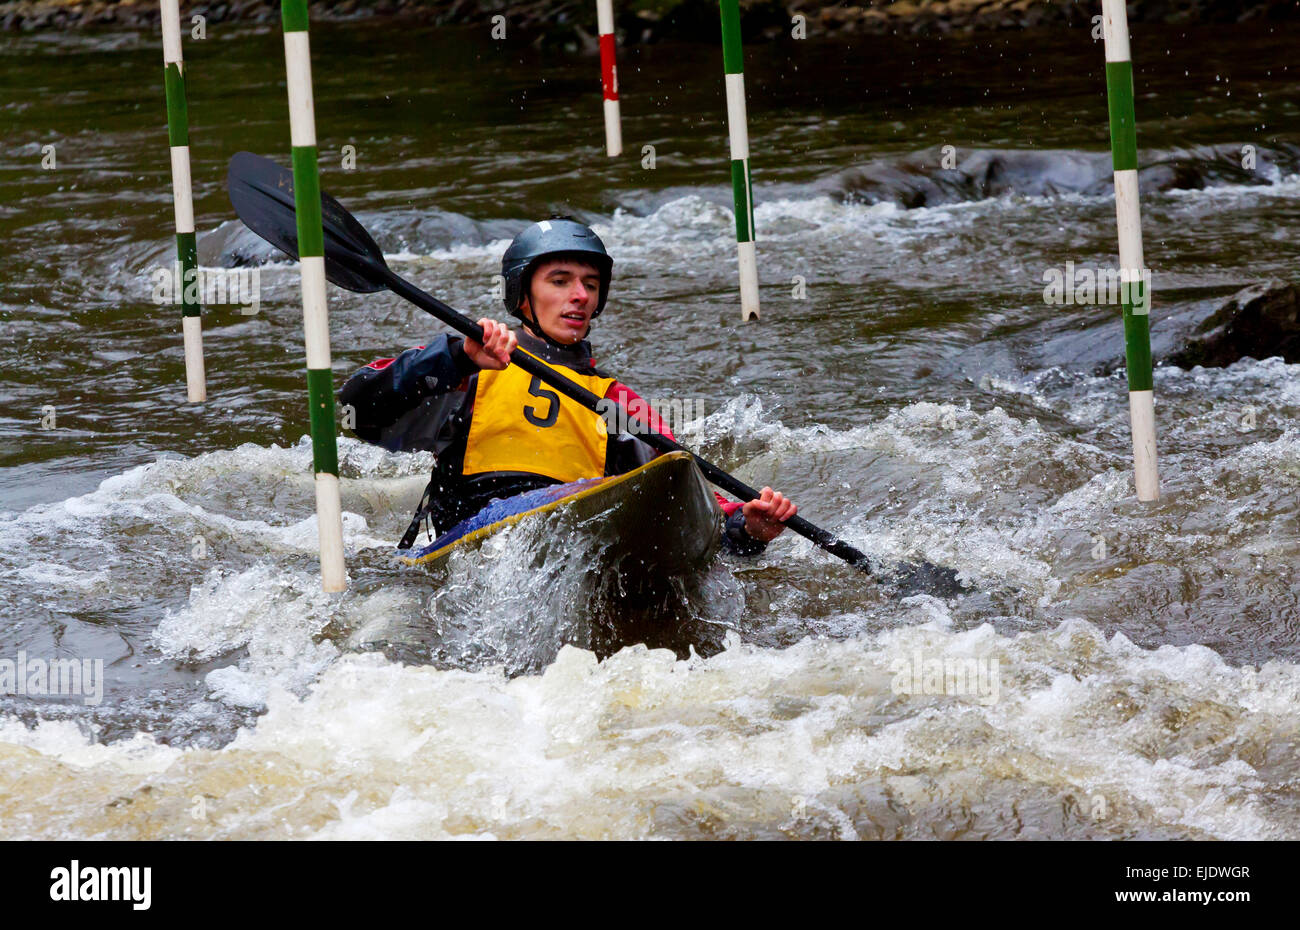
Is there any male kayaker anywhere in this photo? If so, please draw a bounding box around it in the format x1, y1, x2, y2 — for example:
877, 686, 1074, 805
340, 217, 797, 555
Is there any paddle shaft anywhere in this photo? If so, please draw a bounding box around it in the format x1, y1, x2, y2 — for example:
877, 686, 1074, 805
373, 265, 873, 571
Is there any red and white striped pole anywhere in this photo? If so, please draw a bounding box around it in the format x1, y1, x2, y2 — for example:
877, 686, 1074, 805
596, 0, 622, 157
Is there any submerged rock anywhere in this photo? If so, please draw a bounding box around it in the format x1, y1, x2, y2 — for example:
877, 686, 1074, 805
818, 144, 1300, 209
1163, 281, 1300, 370
944, 281, 1300, 387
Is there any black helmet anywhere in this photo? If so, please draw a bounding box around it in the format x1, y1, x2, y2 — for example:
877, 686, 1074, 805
501, 218, 613, 322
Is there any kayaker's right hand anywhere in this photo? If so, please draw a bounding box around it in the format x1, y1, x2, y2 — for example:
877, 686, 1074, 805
464, 319, 516, 370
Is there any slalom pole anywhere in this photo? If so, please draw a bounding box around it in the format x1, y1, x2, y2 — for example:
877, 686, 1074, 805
160, 0, 205, 402
596, 0, 622, 156
719, 0, 759, 321
1100, 0, 1159, 501
281, 0, 347, 591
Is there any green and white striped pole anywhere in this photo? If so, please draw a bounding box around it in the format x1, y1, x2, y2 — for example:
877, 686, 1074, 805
161, 0, 205, 402
282, 0, 347, 591
719, 0, 759, 321
1101, 0, 1158, 501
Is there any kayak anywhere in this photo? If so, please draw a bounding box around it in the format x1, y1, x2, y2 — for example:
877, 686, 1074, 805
398, 451, 723, 588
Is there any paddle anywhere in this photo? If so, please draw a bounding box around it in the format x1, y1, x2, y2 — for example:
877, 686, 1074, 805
227, 152, 968, 597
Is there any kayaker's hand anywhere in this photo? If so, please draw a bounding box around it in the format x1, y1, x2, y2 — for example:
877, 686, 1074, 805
742, 487, 797, 542
464, 319, 516, 370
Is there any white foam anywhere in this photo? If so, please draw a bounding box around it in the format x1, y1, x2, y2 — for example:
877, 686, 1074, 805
1, 617, 1296, 839
0, 438, 422, 560
7, 562, 109, 591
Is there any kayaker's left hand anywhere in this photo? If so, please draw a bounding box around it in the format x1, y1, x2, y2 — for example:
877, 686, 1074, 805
742, 487, 797, 542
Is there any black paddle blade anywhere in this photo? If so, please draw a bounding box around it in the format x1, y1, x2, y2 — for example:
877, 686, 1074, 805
887, 560, 970, 598
227, 151, 388, 294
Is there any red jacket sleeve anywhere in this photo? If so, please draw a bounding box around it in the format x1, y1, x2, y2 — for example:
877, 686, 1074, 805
604, 381, 743, 517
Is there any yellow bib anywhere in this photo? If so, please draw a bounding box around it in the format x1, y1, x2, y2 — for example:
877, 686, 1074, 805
462, 349, 617, 483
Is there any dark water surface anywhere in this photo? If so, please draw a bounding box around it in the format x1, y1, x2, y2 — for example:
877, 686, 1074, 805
1, 20, 1298, 839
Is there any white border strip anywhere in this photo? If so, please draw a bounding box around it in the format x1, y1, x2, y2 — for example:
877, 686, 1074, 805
1100, 0, 1131, 64
1129, 390, 1158, 501
725, 73, 750, 161
169, 145, 194, 234
182, 314, 206, 403
284, 31, 317, 148
160, 0, 183, 65
301, 256, 331, 369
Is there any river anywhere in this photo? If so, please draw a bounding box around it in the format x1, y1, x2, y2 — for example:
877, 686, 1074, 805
0, 18, 1297, 839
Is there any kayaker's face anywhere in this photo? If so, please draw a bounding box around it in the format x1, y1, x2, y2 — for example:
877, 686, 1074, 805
521, 259, 601, 345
